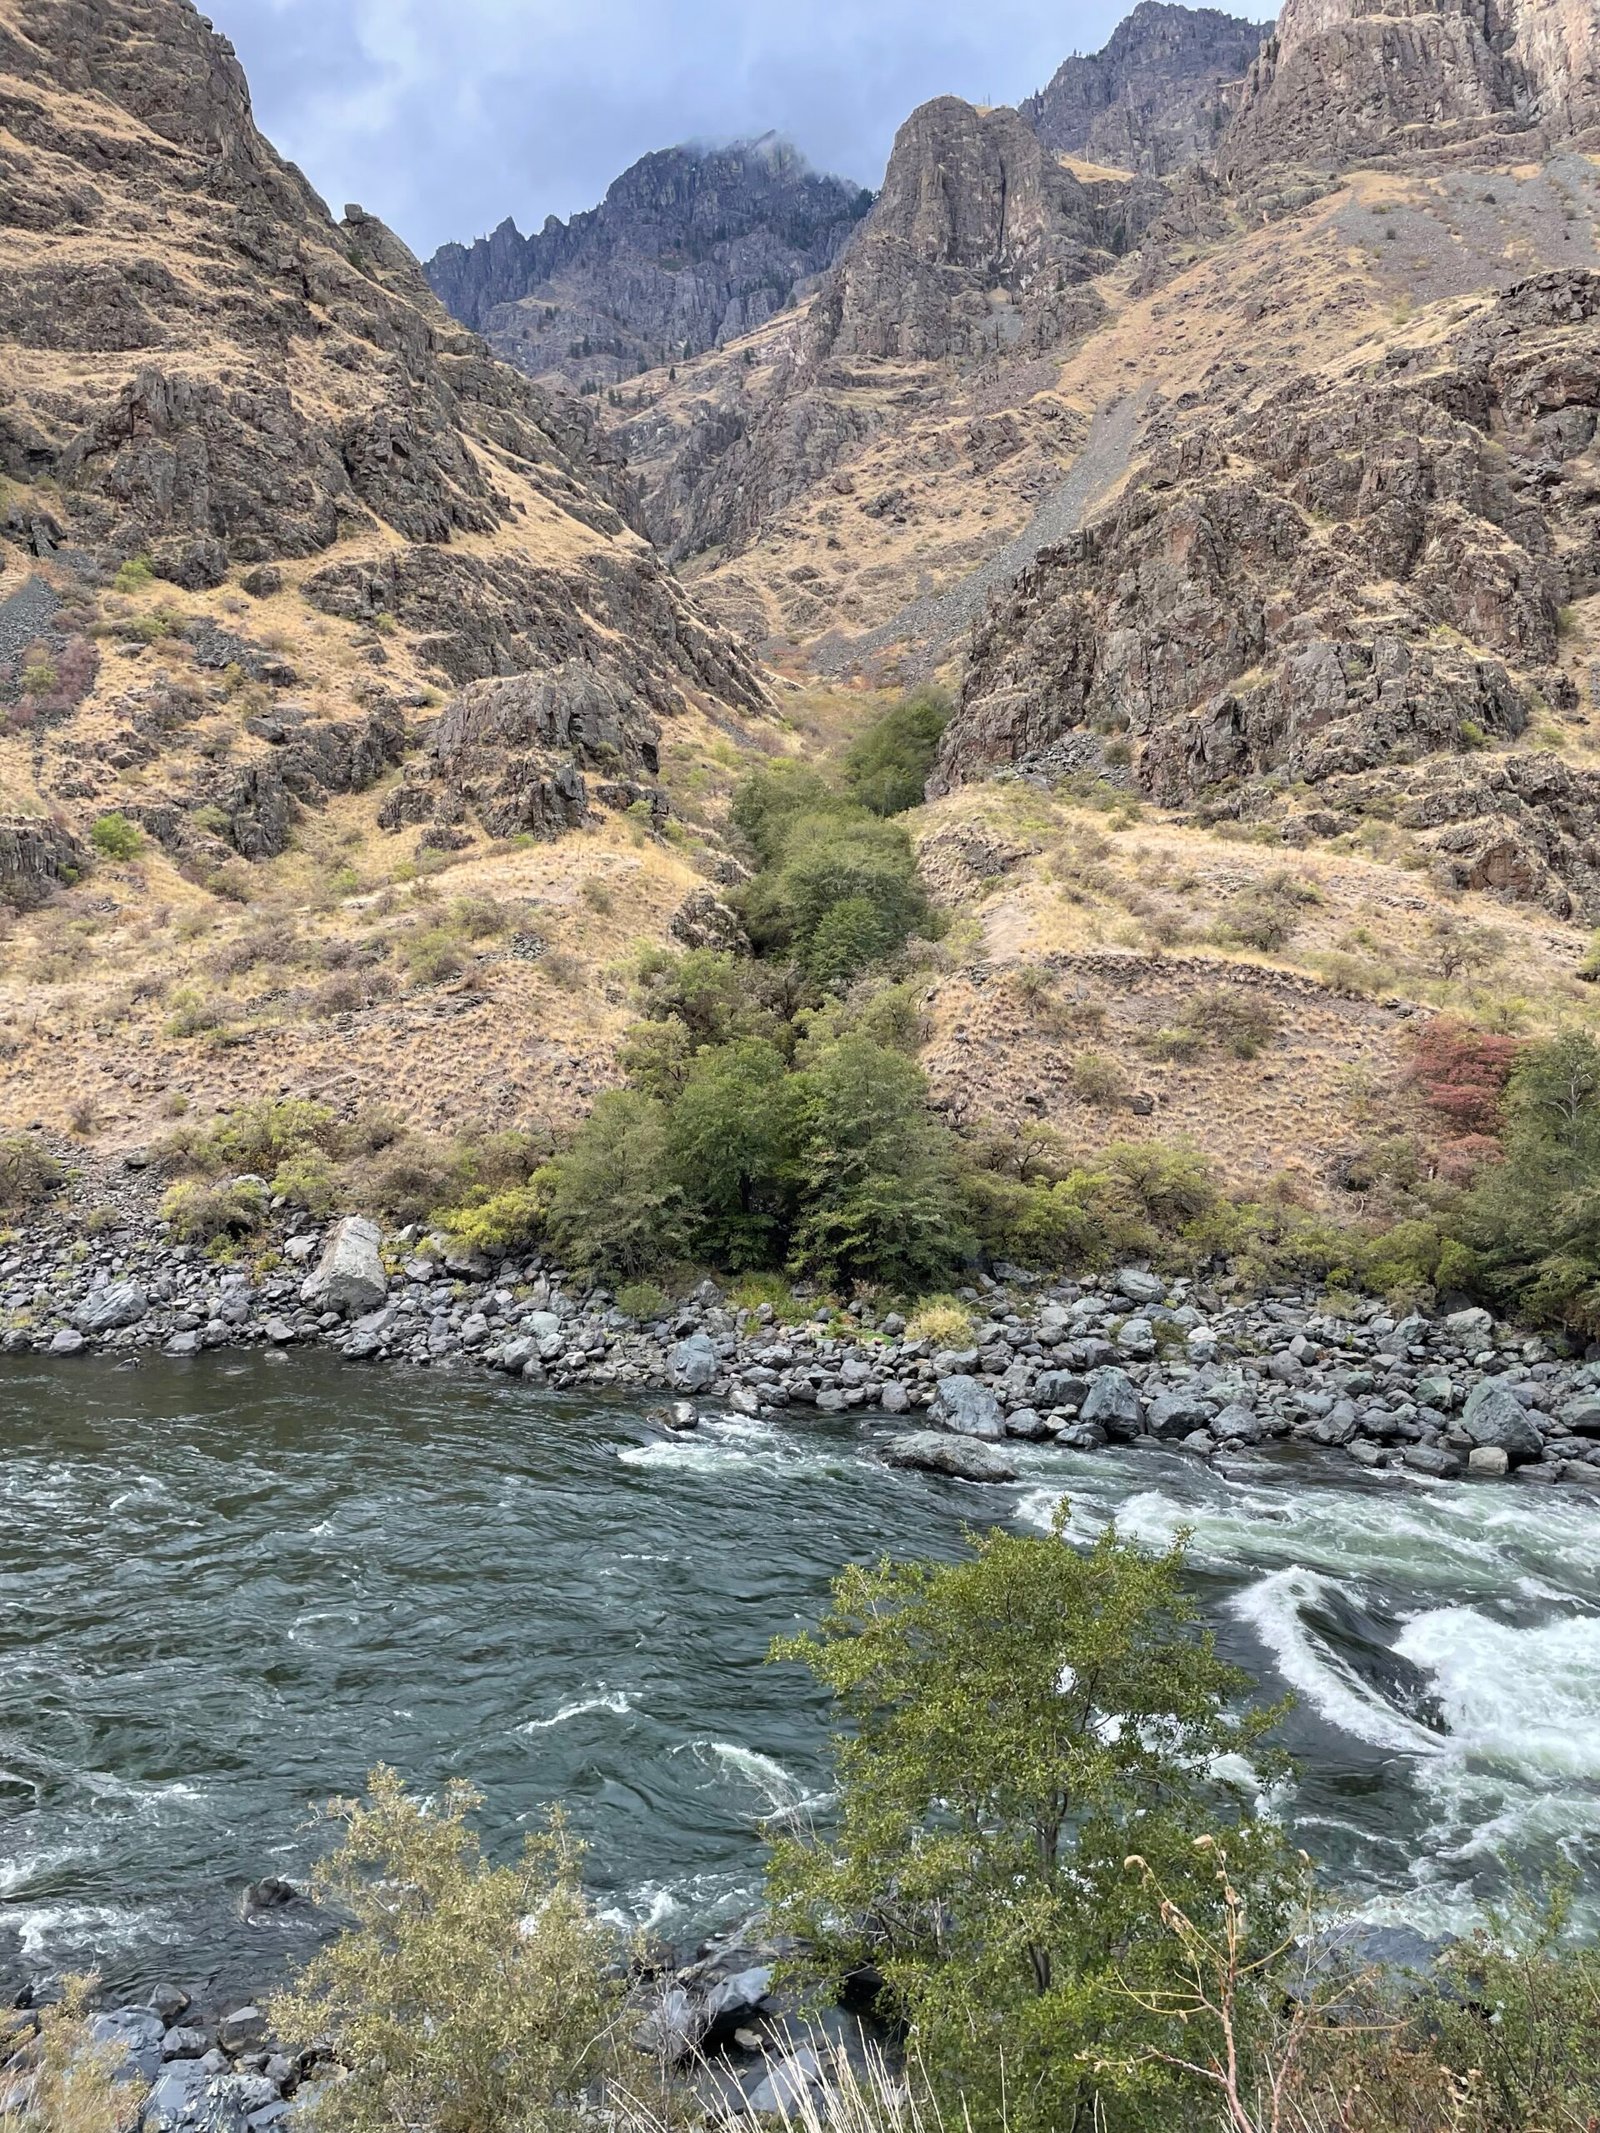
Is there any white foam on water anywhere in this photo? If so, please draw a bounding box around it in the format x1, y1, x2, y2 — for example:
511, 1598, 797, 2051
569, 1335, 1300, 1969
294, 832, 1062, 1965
616, 1413, 853, 1482
683, 1739, 833, 1825
1396, 1607, 1600, 1783
1232, 1569, 1446, 1758
517, 1689, 635, 1733
8, 1902, 179, 1959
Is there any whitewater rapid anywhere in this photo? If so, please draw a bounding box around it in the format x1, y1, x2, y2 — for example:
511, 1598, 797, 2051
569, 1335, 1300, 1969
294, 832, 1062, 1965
2, 1355, 1597, 1990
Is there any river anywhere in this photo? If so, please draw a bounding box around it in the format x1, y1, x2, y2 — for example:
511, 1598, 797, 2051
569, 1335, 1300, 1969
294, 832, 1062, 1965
2, 1352, 1598, 2000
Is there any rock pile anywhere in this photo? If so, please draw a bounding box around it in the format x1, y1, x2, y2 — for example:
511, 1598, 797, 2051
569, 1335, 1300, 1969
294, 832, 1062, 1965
5, 1174, 1599, 1491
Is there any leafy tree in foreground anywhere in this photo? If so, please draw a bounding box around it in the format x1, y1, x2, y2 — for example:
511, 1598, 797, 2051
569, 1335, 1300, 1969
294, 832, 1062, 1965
768, 1511, 1291, 2133
270, 1768, 621, 2133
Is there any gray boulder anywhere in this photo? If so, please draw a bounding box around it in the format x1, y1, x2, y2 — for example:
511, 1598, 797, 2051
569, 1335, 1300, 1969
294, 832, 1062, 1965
88, 2007, 163, 2084
878, 1380, 911, 1414
1115, 1267, 1165, 1306
1212, 1403, 1265, 1446
1034, 1369, 1087, 1411
48, 1327, 87, 1355
1461, 1380, 1543, 1466
669, 1333, 718, 1392
883, 1433, 1018, 1483
931, 1374, 1005, 1440
1467, 1445, 1510, 1478
1561, 1394, 1600, 1437
299, 1217, 387, 1317
75, 1281, 149, 1334
1146, 1391, 1213, 1440
1080, 1366, 1143, 1437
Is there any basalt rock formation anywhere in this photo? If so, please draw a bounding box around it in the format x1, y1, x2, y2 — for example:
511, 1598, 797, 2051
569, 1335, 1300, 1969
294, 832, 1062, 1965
617, 97, 1160, 573
938, 267, 1600, 916
1021, 2, 1270, 175
425, 139, 871, 391
1219, 0, 1600, 190
0, 0, 766, 870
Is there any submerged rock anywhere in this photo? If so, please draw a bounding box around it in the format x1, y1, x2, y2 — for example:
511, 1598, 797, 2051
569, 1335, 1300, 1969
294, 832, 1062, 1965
882, 1432, 1018, 1482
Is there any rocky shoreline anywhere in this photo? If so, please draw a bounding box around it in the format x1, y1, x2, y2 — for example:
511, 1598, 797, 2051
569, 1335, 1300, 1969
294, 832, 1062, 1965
5, 1176, 1600, 1488
8, 1927, 850, 2131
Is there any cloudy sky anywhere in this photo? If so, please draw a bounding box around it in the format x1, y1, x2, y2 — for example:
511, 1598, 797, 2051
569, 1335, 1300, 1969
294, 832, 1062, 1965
205, 0, 1264, 260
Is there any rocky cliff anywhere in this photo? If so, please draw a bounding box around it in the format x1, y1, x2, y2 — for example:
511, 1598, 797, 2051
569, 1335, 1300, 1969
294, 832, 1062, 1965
0, 0, 766, 887
1219, 0, 1600, 188
425, 139, 870, 391
939, 267, 1600, 917
611, 94, 1162, 595
1021, 2, 1270, 175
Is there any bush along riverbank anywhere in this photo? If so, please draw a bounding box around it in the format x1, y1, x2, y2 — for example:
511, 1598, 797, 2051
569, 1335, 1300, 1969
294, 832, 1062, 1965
3, 1175, 1599, 1490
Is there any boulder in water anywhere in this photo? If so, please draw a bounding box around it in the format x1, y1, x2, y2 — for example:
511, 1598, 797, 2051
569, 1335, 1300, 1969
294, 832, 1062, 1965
882, 1432, 1017, 1482
1467, 1444, 1510, 1478
1461, 1380, 1543, 1466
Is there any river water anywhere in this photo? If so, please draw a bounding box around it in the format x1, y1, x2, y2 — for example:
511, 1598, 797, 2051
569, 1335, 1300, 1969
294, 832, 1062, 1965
2, 1353, 1599, 1999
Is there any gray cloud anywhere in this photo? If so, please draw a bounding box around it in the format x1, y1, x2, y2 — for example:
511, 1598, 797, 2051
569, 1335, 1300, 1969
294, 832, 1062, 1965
207, 0, 1268, 257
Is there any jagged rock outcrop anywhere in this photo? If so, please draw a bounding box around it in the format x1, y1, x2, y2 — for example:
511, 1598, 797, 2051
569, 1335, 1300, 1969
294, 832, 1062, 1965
1021, 2, 1270, 175
805, 99, 1139, 364
426, 139, 870, 389
619, 96, 1155, 566
1219, 0, 1600, 189
939, 268, 1600, 914
378, 669, 663, 845
0, 0, 769, 857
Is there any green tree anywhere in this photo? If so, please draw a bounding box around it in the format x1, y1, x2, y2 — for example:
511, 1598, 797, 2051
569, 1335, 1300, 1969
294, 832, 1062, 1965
746, 808, 932, 970
269, 1768, 621, 2133
788, 1033, 971, 1287
632, 947, 790, 1052
534, 1091, 685, 1277
1461, 1028, 1600, 1329
729, 759, 842, 866
769, 1512, 1290, 2133
843, 687, 951, 816
667, 1038, 797, 1268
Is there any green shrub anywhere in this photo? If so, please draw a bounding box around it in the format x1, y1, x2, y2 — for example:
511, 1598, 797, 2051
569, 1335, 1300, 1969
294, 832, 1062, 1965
788, 1034, 971, 1289
270, 1148, 342, 1217
161, 1176, 269, 1242
113, 553, 154, 592
841, 687, 951, 816
21, 658, 57, 699
269, 1768, 622, 2133
89, 811, 143, 861
1211, 870, 1320, 954
740, 805, 932, 973
904, 1295, 974, 1347
1072, 1049, 1130, 1106
768, 1510, 1290, 2133
667, 1038, 797, 1269
190, 1098, 342, 1176
615, 1280, 670, 1321
439, 1184, 544, 1256
729, 759, 843, 867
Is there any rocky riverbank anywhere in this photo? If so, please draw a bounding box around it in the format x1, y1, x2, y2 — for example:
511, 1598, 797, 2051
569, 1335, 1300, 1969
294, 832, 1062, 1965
5, 1173, 1600, 1488
6, 1924, 854, 2131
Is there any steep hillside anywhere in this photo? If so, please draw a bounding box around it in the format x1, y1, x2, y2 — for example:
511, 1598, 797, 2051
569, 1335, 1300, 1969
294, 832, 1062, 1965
425, 140, 870, 392
0, 0, 779, 1143
1021, 2, 1269, 175
0, 0, 769, 868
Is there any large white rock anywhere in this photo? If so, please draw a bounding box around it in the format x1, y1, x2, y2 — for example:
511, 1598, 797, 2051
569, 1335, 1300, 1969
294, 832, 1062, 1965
300, 1216, 388, 1316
